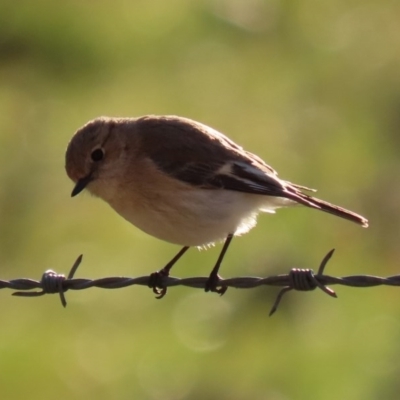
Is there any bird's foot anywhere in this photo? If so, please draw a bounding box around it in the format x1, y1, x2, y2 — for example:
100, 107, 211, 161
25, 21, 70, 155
205, 272, 228, 295
148, 268, 169, 299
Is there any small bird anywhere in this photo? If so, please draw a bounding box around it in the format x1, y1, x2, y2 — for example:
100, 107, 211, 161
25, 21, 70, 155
65, 115, 368, 296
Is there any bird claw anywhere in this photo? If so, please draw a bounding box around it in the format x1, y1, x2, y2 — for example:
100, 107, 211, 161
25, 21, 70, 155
148, 269, 169, 299
205, 273, 228, 295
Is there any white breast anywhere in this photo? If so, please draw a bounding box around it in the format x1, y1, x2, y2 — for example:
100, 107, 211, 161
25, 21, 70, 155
88, 161, 291, 247
109, 187, 288, 247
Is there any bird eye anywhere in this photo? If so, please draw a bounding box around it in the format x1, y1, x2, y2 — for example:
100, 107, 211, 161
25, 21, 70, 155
91, 148, 104, 162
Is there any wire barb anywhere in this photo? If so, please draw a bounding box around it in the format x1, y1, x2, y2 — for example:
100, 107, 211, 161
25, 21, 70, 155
269, 249, 337, 316
12, 255, 83, 307
2, 250, 398, 315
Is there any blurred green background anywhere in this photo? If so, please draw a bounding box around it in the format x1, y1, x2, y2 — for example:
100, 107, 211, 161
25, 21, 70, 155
0, 0, 399, 399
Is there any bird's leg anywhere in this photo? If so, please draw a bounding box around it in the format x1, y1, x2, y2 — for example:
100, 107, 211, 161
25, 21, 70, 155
205, 233, 233, 295
149, 246, 190, 299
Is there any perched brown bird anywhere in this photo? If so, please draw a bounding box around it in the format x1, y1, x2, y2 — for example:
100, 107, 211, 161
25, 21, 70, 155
66, 115, 368, 295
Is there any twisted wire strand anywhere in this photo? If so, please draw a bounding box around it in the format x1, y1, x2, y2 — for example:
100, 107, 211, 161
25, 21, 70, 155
1, 250, 395, 315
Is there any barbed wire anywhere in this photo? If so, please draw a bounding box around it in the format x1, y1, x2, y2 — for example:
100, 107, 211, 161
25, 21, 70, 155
1, 249, 397, 315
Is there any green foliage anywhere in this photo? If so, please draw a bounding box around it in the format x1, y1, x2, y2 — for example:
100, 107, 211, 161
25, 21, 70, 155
0, 0, 399, 399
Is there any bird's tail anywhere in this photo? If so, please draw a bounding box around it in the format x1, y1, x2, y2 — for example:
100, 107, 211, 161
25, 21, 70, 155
285, 189, 369, 228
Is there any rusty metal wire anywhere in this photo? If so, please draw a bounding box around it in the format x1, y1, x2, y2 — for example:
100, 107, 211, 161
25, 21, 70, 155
1, 249, 396, 315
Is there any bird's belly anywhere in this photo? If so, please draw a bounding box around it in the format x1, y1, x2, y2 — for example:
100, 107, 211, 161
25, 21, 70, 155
117, 208, 232, 246
108, 189, 272, 247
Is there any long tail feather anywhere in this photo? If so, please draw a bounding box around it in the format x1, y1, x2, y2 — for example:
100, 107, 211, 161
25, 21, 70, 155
285, 190, 368, 227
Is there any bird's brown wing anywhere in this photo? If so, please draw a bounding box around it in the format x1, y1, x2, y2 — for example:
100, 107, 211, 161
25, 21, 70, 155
136, 115, 288, 196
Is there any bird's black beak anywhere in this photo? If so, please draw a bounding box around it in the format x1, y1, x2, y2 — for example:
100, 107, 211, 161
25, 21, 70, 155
71, 175, 93, 197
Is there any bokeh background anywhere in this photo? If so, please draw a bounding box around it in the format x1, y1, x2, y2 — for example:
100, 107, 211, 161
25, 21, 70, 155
1, 0, 399, 399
